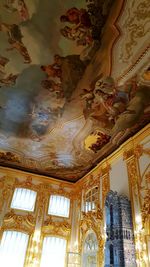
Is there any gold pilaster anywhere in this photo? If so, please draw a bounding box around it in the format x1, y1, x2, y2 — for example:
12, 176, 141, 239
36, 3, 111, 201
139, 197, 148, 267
124, 149, 149, 267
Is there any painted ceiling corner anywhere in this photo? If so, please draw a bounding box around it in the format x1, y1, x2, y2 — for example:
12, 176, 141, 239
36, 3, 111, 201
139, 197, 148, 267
0, 0, 149, 182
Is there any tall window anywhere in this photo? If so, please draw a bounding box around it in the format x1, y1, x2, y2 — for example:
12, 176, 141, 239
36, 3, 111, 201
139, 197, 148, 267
40, 236, 67, 267
0, 231, 29, 267
11, 188, 37, 211
84, 187, 98, 212
82, 232, 98, 267
48, 195, 70, 218
84, 233, 98, 252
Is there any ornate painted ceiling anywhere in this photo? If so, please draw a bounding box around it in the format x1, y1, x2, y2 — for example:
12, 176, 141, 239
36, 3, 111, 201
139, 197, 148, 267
0, 0, 150, 181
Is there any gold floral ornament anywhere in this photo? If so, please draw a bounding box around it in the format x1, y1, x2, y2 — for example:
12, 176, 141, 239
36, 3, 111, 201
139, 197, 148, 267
141, 189, 150, 227
2, 210, 36, 234
43, 218, 71, 237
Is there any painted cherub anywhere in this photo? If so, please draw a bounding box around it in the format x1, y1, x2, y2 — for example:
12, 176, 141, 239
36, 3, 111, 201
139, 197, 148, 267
7, 38, 31, 64
60, 25, 92, 46
0, 56, 9, 75
41, 55, 63, 81
41, 65, 62, 80
60, 7, 91, 29
41, 79, 63, 97
60, 7, 92, 46
3, 0, 29, 21
0, 73, 18, 87
0, 23, 31, 64
17, 0, 29, 21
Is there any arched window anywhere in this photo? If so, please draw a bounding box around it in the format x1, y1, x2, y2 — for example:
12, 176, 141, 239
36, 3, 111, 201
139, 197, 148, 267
84, 186, 98, 213
82, 232, 98, 267
40, 236, 67, 267
48, 195, 70, 218
0, 230, 29, 267
11, 188, 37, 212
84, 233, 98, 252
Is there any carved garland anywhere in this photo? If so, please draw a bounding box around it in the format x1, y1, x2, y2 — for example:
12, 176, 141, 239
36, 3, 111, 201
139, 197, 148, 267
42, 216, 71, 238
2, 210, 36, 234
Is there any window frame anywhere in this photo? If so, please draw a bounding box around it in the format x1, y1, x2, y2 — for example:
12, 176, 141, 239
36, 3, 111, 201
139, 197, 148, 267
47, 194, 70, 219
10, 187, 37, 213
84, 186, 99, 213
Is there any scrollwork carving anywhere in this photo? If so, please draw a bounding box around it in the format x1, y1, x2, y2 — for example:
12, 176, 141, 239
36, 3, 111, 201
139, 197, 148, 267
102, 174, 110, 207
2, 210, 36, 234
120, 0, 150, 63
141, 189, 150, 229
43, 217, 71, 237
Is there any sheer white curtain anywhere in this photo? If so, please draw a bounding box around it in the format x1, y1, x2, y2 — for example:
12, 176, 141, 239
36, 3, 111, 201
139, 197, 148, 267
48, 195, 70, 217
0, 231, 29, 267
11, 188, 37, 211
40, 236, 67, 267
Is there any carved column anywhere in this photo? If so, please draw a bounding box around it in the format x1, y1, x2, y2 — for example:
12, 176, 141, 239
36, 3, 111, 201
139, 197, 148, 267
124, 149, 147, 267
25, 184, 49, 267
100, 165, 110, 267
67, 190, 81, 267
0, 176, 14, 229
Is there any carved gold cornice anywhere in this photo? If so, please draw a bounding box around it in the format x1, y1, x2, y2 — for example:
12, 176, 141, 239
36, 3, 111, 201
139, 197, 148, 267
123, 149, 134, 161
42, 217, 71, 237
81, 207, 103, 226
0, 166, 73, 189
124, 144, 150, 161
2, 210, 36, 234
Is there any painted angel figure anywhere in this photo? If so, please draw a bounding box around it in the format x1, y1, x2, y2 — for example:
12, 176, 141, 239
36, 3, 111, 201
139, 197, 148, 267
3, 0, 29, 21
0, 55, 9, 75
60, 7, 91, 29
0, 73, 18, 88
0, 23, 31, 64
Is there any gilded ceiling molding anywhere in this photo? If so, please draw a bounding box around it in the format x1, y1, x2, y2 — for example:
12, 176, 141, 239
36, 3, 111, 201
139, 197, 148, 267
111, 0, 150, 82
0, 151, 20, 164
134, 144, 150, 159
116, 45, 150, 83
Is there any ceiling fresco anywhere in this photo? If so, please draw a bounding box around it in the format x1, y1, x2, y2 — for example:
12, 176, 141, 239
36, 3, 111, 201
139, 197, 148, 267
0, 0, 150, 181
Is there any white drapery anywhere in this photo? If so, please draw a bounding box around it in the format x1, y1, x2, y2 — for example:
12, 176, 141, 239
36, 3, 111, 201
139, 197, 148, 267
48, 195, 70, 217
11, 188, 37, 211
40, 236, 67, 267
0, 231, 29, 267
